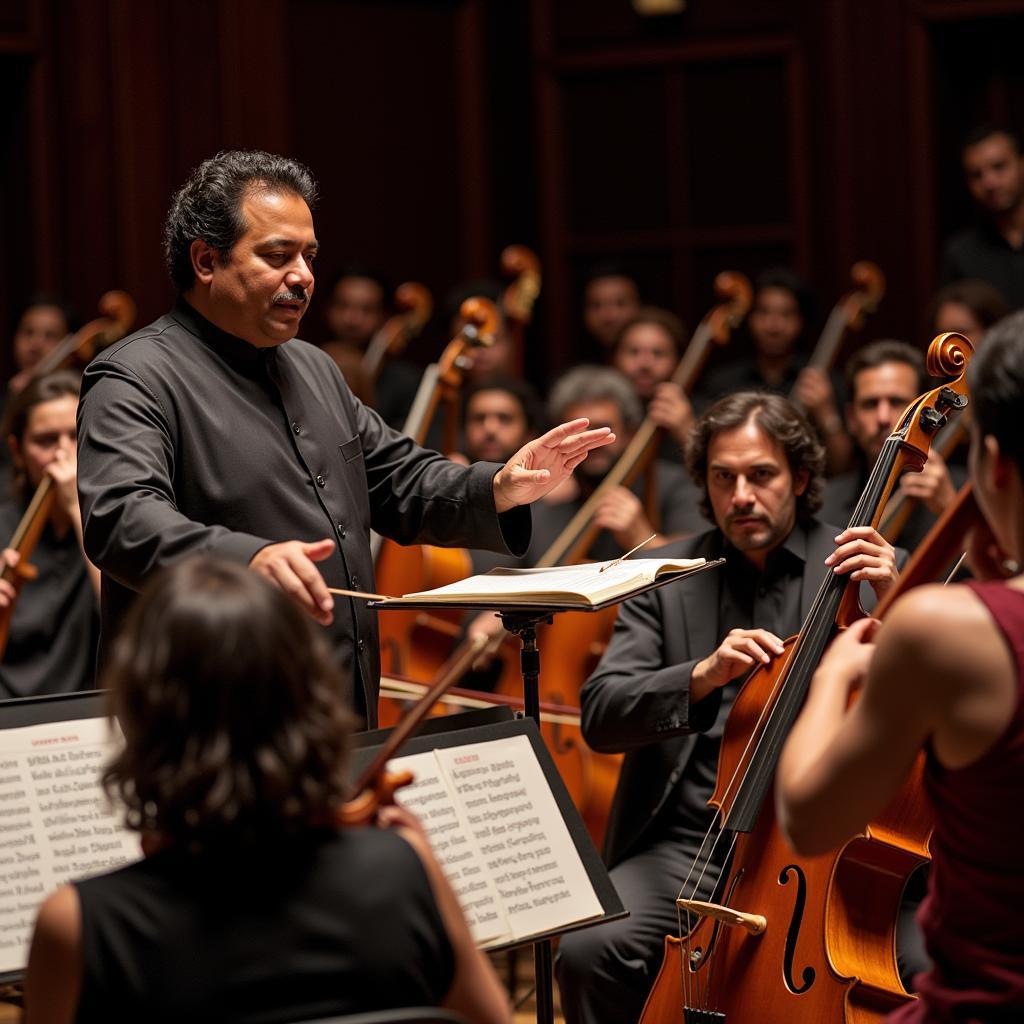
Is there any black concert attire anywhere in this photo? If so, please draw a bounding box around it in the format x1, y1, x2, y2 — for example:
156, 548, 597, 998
72, 828, 454, 1024
0, 502, 97, 699
374, 357, 422, 430
822, 456, 968, 555
942, 222, 1024, 309
557, 520, 846, 1024
76, 300, 529, 726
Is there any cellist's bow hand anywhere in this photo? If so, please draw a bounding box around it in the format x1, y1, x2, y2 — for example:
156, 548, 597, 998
492, 418, 614, 512
0, 550, 19, 608
825, 526, 899, 599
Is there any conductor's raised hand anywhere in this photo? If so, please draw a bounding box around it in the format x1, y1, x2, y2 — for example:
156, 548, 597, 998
250, 538, 336, 625
492, 417, 614, 512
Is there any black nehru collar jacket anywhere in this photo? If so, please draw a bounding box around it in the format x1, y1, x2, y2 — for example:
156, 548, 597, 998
76, 299, 529, 725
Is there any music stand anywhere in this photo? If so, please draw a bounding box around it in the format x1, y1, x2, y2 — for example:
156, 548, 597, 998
369, 559, 723, 1024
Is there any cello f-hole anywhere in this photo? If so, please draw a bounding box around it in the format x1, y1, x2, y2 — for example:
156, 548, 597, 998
779, 864, 816, 995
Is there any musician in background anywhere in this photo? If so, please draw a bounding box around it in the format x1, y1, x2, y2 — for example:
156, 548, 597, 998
443, 279, 517, 387
821, 340, 960, 551
321, 267, 419, 427
927, 277, 1009, 342
0, 371, 99, 699
556, 391, 899, 1024
581, 262, 642, 355
696, 268, 851, 472
942, 124, 1024, 308
777, 311, 1024, 1024
529, 366, 704, 564
23, 558, 510, 1024
612, 306, 694, 461
7, 295, 75, 397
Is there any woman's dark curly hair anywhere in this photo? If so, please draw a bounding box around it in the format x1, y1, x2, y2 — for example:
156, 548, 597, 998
102, 558, 353, 842
686, 390, 825, 524
163, 149, 318, 292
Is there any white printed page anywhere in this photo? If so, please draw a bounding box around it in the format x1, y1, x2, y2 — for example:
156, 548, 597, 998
0, 717, 140, 974
389, 750, 514, 947
434, 734, 602, 942
401, 557, 704, 603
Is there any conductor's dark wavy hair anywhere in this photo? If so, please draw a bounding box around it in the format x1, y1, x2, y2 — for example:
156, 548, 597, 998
163, 149, 319, 292
686, 391, 825, 524
102, 558, 353, 842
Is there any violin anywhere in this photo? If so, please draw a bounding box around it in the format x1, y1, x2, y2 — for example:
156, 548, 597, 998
21, 290, 136, 387
640, 330, 973, 1024
360, 282, 432, 385
0, 292, 136, 659
792, 261, 885, 409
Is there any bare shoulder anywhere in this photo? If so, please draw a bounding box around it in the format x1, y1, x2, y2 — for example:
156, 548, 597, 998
34, 884, 81, 945
878, 583, 999, 671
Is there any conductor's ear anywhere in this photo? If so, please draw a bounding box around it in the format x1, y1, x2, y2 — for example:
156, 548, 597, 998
190, 239, 219, 286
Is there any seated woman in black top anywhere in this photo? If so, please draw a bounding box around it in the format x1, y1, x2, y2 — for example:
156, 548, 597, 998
0, 370, 100, 698
23, 558, 510, 1024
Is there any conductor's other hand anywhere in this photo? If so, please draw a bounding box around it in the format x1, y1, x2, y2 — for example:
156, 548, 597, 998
492, 418, 615, 512
250, 538, 336, 625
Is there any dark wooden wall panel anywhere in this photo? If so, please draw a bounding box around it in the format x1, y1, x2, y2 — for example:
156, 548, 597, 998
6, 0, 1024, 387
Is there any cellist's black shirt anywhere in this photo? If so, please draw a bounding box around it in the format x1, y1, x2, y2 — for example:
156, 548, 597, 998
661, 525, 807, 844
76, 299, 529, 725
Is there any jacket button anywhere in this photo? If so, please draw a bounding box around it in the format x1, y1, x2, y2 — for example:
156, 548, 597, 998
351, 576, 360, 590
292, 422, 301, 435
357, 639, 366, 653
337, 523, 346, 538
316, 474, 325, 487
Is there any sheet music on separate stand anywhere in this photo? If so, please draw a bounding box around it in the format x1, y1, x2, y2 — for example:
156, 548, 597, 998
0, 692, 139, 986
351, 708, 625, 951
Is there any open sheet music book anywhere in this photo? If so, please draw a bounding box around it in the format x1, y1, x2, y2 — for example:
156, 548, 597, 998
373, 556, 710, 610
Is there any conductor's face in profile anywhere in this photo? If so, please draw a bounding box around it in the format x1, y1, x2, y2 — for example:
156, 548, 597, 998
187, 189, 320, 349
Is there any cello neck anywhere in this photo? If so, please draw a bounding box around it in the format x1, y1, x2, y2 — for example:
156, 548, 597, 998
534, 321, 718, 569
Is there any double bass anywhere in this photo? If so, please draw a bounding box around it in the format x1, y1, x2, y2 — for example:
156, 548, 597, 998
640, 331, 973, 1023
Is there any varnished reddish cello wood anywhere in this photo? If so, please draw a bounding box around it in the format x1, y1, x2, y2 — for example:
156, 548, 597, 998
640, 334, 975, 1024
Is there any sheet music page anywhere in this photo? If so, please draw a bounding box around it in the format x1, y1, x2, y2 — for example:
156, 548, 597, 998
0, 717, 140, 974
433, 734, 602, 941
388, 749, 514, 947
401, 557, 704, 602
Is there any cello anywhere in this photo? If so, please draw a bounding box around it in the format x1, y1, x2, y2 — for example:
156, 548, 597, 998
639, 330, 973, 1024
0, 292, 137, 658
374, 298, 498, 684
791, 261, 885, 409
360, 281, 433, 385
499, 244, 541, 378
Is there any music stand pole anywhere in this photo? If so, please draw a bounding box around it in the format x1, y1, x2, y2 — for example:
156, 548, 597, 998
499, 610, 555, 1024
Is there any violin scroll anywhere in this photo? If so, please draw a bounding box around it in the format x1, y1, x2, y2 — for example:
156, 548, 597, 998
393, 282, 433, 328
926, 331, 972, 379
457, 297, 498, 344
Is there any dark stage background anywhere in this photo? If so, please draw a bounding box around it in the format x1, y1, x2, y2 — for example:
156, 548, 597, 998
3, 0, 1024, 388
